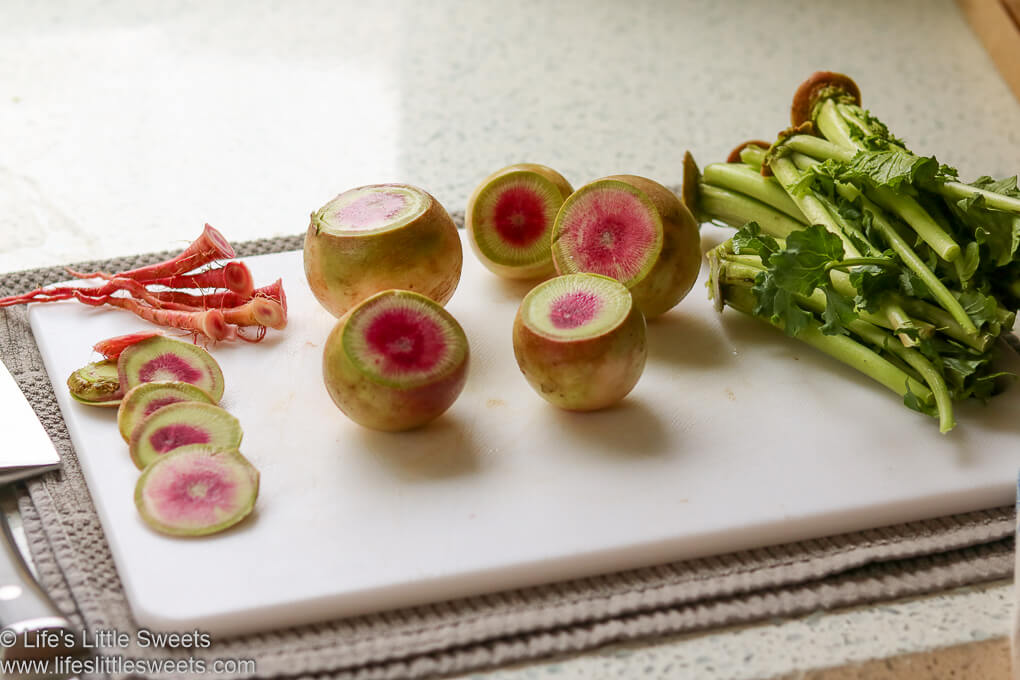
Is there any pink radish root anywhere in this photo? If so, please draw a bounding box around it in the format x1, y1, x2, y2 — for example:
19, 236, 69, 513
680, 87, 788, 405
73, 292, 231, 342
93, 331, 163, 360
67, 224, 235, 281
0, 224, 286, 344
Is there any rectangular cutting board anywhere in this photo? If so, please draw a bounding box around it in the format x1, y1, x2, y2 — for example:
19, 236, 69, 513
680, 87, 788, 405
29, 228, 1020, 637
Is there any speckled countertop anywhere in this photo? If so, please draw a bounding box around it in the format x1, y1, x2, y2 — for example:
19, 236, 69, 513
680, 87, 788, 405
1, 1, 1018, 677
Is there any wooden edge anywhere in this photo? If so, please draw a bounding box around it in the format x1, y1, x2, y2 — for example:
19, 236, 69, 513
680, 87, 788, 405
771, 636, 1011, 680
956, 0, 1020, 103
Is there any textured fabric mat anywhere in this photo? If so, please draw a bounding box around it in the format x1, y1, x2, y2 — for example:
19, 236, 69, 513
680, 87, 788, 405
0, 225, 1015, 680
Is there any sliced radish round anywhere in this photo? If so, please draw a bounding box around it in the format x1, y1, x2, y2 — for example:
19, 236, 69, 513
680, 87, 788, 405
67, 359, 123, 406
135, 446, 259, 537
117, 381, 216, 443
129, 402, 242, 470
118, 336, 224, 401
323, 289, 469, 431
551, 175, 701, 318
467, 164, 573, 279
513, 273, 647, 411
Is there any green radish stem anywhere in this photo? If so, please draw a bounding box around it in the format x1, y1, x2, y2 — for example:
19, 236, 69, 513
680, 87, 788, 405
702, 163, 806, 221
895, 295, 994, 352
792, 152, 979, 337
815, 98, 858, 151
936, 182, 1020, 215
785, 135, 855, 163
714, 250, 934, 338
866, 186, 961, 262
718, 283, 934, 405
790, 107, 963, 263
768, 156, 862, 257
697, 183, 806, 238
770, 155, 922, 343
739, 145, 767, 169
790, 275, 954, 432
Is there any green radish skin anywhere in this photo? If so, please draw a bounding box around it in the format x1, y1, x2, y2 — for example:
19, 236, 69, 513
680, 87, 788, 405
117, 381, 216, 443
129, 402, 242, 470
512, 273, 647, 411
135, 446, 259, 537
322, 289, 469, 431
552, 175, 702, 318
466, 163, 573, 280
67, 359, 122, 406
118, 336, 224, 402
304, 184, 463, 318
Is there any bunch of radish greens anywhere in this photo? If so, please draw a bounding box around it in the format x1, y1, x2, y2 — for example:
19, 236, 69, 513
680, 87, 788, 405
687, 72, 1019, 433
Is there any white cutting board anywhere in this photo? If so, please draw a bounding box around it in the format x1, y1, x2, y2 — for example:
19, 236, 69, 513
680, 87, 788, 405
29, 228, 1020, 637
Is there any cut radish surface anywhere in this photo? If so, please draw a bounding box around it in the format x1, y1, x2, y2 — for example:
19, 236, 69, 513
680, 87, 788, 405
304, 184, 463, 317
317, 184, 429, 234
129, 402, 242, 470
551, 175, 701, 318
67, 359, 122, 406
118, 336, 224, 401
135, 446, 259, 537
117, 381, 216, 443
513, 273, 647, 411
323, 289, 469, 431
466, 164, 573, 279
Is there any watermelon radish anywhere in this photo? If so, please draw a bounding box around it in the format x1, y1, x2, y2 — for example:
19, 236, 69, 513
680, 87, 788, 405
466, 163, 573, 280
135, 445, 259, 537
322, 289, 469, 431
304, 184, 463, 317
129, 402, 242, 469
513, 273, 647, 411
551, 175, 701, 318
118, 335, 224, 401
117, 381, 215, 443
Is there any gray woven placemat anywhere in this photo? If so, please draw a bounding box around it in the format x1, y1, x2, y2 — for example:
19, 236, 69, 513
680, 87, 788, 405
0, 226, 1014, 680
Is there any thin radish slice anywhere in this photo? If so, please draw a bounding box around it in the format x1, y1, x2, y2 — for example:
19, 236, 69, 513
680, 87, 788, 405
135, 446, 259, 537
118, 336, 224, 401
67, 360, 123, 406
129, 402, 242, 469
117, 381, 216, 443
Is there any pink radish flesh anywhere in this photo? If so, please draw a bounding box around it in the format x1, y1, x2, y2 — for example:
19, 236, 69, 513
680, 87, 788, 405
147, 457, 238, 526
336, 191, 407, 230
365, 308, 446, 376
143, 396, 188, 417
558, 191, 658, 282
149, 423, 212, 453
119, 336, 225, 402
138, 353, 204, 383
549, 291, 603, 330
492, 186, 548, 247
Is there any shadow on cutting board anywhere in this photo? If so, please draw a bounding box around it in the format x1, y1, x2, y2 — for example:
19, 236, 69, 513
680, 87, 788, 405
543, 397, 669, 459
646, 312, 729, 368
357, 416, 482, 482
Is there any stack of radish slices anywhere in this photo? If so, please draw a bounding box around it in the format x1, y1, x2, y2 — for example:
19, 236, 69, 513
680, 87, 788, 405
70, 333, 258, 537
